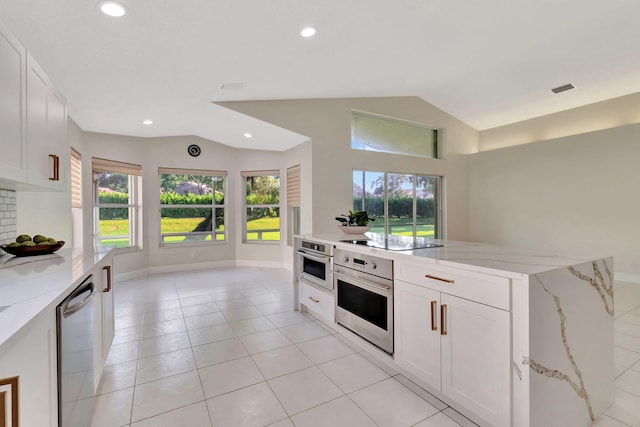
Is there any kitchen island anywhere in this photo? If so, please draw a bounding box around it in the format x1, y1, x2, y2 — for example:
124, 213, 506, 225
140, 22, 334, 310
0, 248, 114, 426
295, 234, 614, 427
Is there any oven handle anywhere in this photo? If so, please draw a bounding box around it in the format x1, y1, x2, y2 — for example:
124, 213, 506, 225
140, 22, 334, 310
296, 249, 331, 263
333, 271, 391, 294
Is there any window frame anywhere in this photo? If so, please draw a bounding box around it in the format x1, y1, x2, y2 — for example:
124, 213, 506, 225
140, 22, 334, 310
242, 170, 281, 244
92, 158, 142, 250
158, 168, 228, 246
353, 169, 443, 240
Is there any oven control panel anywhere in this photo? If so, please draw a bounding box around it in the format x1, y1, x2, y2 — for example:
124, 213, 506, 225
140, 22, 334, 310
333, 248, 393, 280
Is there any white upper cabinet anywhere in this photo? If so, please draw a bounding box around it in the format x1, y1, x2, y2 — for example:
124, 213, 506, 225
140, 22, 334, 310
0, 22, 27, 183
0, 23, 68, 191
26, 53, 68, 190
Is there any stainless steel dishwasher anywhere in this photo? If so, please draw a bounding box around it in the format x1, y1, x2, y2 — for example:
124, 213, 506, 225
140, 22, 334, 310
57, 275, 97, 427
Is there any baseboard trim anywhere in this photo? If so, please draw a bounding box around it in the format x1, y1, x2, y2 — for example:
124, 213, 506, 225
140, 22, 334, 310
116, 259, 294, 280
114, 268, 149, 282
149, 260, 236, 275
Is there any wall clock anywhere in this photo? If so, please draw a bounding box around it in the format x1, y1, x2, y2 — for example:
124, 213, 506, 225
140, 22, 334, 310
187, 144, 201, 157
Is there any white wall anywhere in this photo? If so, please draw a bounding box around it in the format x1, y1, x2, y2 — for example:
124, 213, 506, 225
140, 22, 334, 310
218, 96, 479, 240
81, 130, 311, 273
470, 123, 640, 275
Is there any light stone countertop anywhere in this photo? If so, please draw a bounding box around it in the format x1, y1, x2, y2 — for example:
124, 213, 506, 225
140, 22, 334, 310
0, 247, 112, 351
299, 233, 612, 278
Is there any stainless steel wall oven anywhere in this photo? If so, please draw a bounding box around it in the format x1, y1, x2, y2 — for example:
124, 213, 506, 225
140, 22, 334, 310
295, 238, 334, 291
334, 248, 394, 354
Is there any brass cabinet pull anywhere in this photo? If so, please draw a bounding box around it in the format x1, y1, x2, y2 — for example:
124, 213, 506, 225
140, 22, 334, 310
308, 296, 320, 303
430, 300, 437, 331
49, 154, 60, 181
425, 274, 454, 284
103, 265, 112, 292
441, 304, 447, 335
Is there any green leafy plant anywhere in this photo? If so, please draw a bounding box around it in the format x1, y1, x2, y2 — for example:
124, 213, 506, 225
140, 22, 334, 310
335, 210, 375, 226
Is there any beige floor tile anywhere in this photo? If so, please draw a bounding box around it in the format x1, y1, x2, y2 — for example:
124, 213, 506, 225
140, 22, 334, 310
138, 331, 191, 358
268, 366, 344, 415
251, 344, 314, 380
131, 370, 204, 422
279, 321, 330, 343
318, 353, 389, 394
135, 348, 196, 384
291, 395, 376, 427
187, 323, 236, 346
206, 382, 287, 427
199, 356, 265, 398
239, 329, 292, 354
349, 377, 439, 427
131, 401, 212, 427
192, 337, 248, 368
297, 335, 356, 364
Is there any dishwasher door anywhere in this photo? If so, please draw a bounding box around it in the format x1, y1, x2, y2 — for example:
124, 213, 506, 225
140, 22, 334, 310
57, 275, 97, 427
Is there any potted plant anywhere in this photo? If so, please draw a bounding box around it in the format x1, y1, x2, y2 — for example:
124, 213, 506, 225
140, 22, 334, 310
335, 210, 374, 233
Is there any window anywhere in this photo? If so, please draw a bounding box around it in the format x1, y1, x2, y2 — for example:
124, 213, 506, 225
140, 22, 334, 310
353, 170, 442, 239
242, 170, 280, 242
286, 165, 301, 246
92, 158, 142, 249
159, 168, 227, 245
351, 111, 440, 158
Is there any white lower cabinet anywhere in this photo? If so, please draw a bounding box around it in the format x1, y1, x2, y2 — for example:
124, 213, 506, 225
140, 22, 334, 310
0, 311, 58, 427
299, 281, 334, 323
395, 278, 511, 427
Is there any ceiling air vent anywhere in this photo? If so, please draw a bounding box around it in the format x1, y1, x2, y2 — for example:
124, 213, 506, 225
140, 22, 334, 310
221, 82, 245, 90
551, 83, 575, 94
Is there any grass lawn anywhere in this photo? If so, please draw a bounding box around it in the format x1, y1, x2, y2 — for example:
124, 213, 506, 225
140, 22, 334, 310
369, 217, 435, 237
99, 216, 281, 245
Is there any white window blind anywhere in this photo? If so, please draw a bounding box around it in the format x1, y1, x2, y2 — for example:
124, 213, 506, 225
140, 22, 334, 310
287, 165, 301, 207
241, 169, 279, 177
92, 157, 142, 176
158, 167, 227, 177
71, 148, 82, 208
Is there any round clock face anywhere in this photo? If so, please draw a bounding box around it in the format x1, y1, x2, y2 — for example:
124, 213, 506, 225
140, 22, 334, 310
187, 144, 201, 157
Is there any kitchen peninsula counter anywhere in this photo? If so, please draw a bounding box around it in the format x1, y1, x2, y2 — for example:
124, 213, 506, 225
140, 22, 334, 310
0, 248, 112, 350
295, 234, 614, 427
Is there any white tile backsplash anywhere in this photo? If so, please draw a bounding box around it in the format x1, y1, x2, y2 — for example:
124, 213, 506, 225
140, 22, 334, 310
0, 189, 17, 246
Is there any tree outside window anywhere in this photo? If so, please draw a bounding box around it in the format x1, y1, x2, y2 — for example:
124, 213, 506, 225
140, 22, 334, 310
159, 169, 226, 245
243, 171, 280, 242
353, 170, 441, 239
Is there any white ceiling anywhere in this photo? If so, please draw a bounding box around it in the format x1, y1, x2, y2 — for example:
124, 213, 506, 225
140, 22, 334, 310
1, 0, 639, 151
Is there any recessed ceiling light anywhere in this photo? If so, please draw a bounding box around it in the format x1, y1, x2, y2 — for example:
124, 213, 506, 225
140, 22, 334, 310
300, 26, 317, 38
244, 132, 253, 138
142, 119, 153, 125
98, 1, 127, 17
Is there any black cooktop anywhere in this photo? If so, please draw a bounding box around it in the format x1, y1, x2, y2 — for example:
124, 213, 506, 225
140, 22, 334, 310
340, 234, 443, 251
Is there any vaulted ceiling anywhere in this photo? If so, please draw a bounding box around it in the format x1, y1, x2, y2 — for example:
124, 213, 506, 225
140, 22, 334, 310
1, 0, 639, 151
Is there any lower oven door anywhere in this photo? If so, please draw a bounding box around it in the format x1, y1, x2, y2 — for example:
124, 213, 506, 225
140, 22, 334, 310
297, 249, 333, 291
334, 270, 393, 354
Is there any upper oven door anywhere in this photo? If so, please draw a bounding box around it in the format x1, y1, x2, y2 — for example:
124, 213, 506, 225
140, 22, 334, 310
297, 249, 333, 291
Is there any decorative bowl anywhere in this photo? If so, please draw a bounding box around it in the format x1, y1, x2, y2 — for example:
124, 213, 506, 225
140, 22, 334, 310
0, 241, 65, 257
338, 226, 371, 234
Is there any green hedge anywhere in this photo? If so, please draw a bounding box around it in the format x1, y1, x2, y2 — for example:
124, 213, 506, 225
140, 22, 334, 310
353, 196, 435, 218
98, 192, 225, 220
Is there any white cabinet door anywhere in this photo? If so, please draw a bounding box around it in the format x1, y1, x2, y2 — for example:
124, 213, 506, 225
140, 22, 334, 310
0, 24, 27, 183
441, 294, 511, 427
101, 260, 115, 360
394, 280, 441, 390
26, 53, 67, 190
0, 311, 58, 427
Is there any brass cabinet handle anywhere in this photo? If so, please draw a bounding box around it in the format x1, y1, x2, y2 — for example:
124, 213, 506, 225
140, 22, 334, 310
425, 274, 454, 284
103, 265, 112, 293
430, 300, 437, 331
49, 154, 60, 181
308, 296, 320, 303
441, 304, 447, 335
